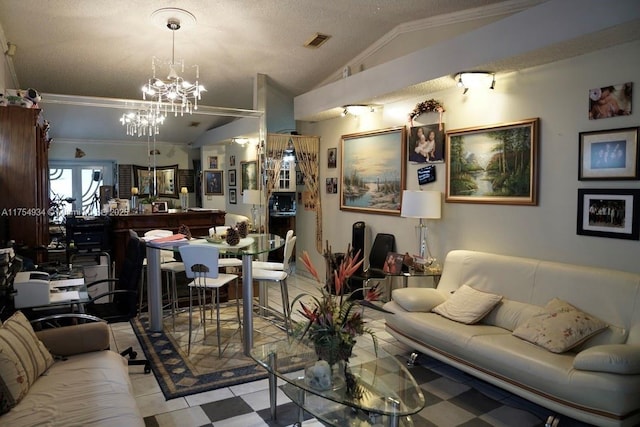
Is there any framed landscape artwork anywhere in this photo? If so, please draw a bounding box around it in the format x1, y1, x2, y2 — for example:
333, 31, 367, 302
577, 188, 639, 240
578, 127, 639, 180
445, 118, 539, 205
340, 127, 406, 215
241, 161, 258, 194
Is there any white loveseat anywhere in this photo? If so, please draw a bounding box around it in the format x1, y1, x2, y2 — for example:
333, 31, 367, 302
383, 250, 640, 427
0, 314, 144, 427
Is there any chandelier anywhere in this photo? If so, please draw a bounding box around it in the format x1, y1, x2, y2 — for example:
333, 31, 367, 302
120, 108, 165, 137
142, 10, 205, 116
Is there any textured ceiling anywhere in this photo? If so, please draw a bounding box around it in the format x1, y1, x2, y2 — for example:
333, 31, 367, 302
1, 0, 638, 144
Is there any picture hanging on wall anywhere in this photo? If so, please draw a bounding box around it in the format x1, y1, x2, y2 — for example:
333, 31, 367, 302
240, 161, 258, 195
328, 148, 337, 168
408, 124, 445, 163
229, 188, 237, 204
208, 156, 218, 169
326, 177, 337, 194
445, 118, 539, 205
204, 170, 223, 196
228, 169, 237, 186
588, 82, 632, 120
578, 127, 639, 180
577, 188, 639, 240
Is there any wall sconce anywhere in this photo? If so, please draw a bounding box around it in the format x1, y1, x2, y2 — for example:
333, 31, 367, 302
341, 104, 375, 117
233, 137, 250, 146
455, 71, 495, 94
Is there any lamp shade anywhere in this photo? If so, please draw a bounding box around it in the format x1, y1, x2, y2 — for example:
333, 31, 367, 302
400, 190, 441, 219
243, 189, 262, 205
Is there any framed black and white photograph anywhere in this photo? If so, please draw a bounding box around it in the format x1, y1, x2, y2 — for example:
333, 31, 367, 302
578, 127, 639, 180
228, 169, 237, 186
327, 148, 337, 168
204, 170, 223, 196
326, 177, 337, 194
229, 188, 237, 204
577, 188, 640, 240
588, 82, 632, 120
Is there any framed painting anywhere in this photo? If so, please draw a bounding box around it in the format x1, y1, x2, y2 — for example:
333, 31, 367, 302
208, 156, 218, 169
228, 169, 237, 186
340, 127, 406, 215
229, 188, 237, 204
204, 170, 223, 195
241, 161, 258, 194
577, 188, 639, 240
578, 127, 639, 180
446, 118, 539, 205
133, 164, 178, 198
408, 123, 445, 163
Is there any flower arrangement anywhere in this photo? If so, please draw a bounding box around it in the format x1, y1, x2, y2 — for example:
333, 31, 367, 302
408, 98, 445, 129
292, 245, 387, 366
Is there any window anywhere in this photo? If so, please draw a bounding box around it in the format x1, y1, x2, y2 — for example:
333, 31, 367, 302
49, 160, 114, 223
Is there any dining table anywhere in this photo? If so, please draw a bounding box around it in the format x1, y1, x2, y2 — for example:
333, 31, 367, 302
145, 233, 286, 355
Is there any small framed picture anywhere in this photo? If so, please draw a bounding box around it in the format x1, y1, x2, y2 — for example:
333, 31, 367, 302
151, 201, 168, 213
578, 127, 639, 180
229, 188, 237, 204
230, 155, 236, 167
327, 148, 337, 168
229, 169, 237, 186
204, 170, 224, 195
326, 177, 338, 194
577, 188, 640, 240
588, 82, 632, 120
296, 170, 304, 185
208, 156, 219, 169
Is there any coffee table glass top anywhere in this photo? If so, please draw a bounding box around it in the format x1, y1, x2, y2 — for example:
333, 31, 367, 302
251, 335, 425, 425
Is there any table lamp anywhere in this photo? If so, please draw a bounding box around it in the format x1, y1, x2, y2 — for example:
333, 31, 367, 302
243, 189, 262, 231
400, 190, 441, 264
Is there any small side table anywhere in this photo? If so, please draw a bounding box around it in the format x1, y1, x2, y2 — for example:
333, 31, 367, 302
396, 269, 442, 288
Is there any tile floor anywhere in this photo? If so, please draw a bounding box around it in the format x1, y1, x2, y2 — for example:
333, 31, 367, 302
110, 271, 585, 427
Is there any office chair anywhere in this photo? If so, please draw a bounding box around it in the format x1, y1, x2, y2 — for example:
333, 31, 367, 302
347, 233, 395, 298
83, 230, 150, 372
178, 244, 241, 357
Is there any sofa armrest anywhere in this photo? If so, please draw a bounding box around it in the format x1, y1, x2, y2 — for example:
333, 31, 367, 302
35, 322, 110, 357
574, 344, 640, 374
392, 288, 446, 312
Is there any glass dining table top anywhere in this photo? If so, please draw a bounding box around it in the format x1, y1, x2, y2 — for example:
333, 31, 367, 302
251, 334, 425, 426
146, 233, 286, 256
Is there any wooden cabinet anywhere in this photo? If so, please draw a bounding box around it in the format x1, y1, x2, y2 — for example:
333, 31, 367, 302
109, 211, 226, 275
0, 107, 50, 263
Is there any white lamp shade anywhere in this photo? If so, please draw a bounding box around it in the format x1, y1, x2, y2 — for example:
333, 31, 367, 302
243, 189, 262, 205
401, 190, 441, 219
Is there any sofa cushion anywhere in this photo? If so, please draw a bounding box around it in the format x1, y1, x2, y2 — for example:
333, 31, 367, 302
480, 299, 545, 331
513, 298, 607, 353
392, 288, 446, 312
0, 311, 54, 414
432, 284, 502, 324
574, 344, 640, 374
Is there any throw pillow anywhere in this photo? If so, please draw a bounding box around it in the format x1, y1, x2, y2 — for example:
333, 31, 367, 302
0, 349, 29, 414
392, 288, 446, 312
0, 311, 54, 386
432, 284, 503, 324
512, 298, 607, 353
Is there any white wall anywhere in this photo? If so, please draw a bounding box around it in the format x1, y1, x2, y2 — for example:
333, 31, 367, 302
297, 40, 640, 275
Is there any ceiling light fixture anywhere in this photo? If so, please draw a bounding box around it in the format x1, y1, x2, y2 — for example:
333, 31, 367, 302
142, 8, 205, 116
120, 108, 165, 137
342, 104, 375, 117
455, 71, 495, 94
233, 137, 250, 146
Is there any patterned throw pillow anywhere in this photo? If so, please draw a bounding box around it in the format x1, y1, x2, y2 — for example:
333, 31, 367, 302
0, 311, 54, 414
432, 284, 503, 324
513, 298, 607, 353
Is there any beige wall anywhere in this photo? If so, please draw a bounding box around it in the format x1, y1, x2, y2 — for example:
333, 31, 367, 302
297, 40, 640, 276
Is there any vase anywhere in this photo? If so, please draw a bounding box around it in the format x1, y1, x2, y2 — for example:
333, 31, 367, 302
314, 335, 354, 368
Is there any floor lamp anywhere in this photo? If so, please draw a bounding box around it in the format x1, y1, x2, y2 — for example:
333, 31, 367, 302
400, 190, 441, 265
243, 189, 262, 231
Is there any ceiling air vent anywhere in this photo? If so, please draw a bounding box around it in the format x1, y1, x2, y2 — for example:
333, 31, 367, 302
304, 33, 331, 49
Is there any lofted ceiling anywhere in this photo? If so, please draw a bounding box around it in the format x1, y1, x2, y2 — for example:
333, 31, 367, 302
0, 0, 638, 146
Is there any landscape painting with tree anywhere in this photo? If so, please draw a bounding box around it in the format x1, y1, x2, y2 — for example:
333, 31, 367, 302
340, 127, 406, 215
446, 118, 538, 205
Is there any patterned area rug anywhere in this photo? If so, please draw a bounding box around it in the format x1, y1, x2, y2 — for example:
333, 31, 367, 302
131, 308, 308, 400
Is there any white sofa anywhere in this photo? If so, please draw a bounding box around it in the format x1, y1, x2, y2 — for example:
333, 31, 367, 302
0, 318, 144, 427
383, 250, 640, 427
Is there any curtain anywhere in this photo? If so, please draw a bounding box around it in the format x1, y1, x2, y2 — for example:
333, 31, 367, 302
264, 134, 289, 233
291, 135, 322, 253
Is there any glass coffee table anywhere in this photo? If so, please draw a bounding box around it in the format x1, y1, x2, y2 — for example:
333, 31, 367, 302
251, 335, 425, 427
